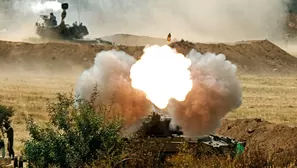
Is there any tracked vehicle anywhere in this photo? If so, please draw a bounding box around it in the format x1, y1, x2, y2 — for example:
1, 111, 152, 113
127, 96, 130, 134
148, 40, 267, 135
35, 3, 89, 41
132, 112, 246, 160
114, 113, 246, 167
35, 3, 114, 45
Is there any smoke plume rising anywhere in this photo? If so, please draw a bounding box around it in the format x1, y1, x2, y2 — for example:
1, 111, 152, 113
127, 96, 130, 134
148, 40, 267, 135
0, 0, 291, 43
75, 49, 152, 129
75, 45, 242, 137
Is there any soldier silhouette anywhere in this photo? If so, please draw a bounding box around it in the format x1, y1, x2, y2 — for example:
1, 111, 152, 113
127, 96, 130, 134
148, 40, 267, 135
0, 133, 4, 158
49, 12, 57, 27
3, 122, 14, 159
167, 33, 171, 43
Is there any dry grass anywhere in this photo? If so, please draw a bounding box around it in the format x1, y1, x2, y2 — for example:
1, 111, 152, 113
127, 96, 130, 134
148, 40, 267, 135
0, 71, 296, 155
227, 75, 297, 127
0, 71, 77, 155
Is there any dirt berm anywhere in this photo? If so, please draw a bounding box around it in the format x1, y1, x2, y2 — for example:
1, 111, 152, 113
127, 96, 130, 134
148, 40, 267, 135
0, 39, 297, 74
217, 118, 297, 164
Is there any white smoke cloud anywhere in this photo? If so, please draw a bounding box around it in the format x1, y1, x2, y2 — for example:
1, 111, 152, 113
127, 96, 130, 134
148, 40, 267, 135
0, 0, 67, 41
167, 50, 242, 136
75, 49, 152, 129
30, 0, 62, 13
75, 46, 242, 137
8, 0, 62, 14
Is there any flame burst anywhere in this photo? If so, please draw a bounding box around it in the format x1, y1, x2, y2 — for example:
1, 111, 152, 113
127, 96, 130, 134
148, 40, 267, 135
130, 45, 193, 109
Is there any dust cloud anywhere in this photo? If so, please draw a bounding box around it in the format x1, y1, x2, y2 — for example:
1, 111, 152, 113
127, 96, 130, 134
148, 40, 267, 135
0, 0, 291, 43
0, 0, 62, 41
81, 0, 289, 42
75, 46, 242, 137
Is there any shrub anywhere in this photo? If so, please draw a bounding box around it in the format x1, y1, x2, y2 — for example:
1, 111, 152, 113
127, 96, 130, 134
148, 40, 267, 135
0, 104, 14, 149
23, 92, 125, 168
0, 104, 15, 134
288, 0, 297, 13
0, 104, 15, 124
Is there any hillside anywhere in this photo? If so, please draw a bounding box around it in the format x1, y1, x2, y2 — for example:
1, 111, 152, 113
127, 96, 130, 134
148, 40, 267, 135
0, 39, 296, 75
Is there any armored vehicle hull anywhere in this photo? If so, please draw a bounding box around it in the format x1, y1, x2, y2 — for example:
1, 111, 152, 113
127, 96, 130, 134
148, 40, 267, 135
131, 113, 246, 160
36, 22, 89, 40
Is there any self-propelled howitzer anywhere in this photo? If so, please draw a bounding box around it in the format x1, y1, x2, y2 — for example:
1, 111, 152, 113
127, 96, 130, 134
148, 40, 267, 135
35, 3, 89, 41
132, 112, 246, 160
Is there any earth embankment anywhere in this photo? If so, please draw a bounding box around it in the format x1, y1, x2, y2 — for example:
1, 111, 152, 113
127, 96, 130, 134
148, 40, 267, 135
0, 39, 296, 75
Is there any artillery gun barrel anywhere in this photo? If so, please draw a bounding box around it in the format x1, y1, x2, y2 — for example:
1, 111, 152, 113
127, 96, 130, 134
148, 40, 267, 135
60, 3, 68, 25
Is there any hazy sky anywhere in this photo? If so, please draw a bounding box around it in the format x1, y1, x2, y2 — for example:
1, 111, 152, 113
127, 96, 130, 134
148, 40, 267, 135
0, 0, 290, 42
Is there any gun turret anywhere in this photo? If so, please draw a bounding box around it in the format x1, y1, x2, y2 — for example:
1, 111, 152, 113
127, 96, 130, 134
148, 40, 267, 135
136, 113, 183, 138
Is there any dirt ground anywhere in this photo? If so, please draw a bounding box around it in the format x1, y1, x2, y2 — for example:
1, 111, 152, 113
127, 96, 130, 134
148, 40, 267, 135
0, 36, 297, 159
217, 118, 297, 162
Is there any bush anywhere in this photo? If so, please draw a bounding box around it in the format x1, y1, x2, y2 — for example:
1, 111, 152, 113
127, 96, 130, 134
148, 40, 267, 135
23, 93, 125, 168
0, 104, 15, 124
288, 0, 297, 13
0, 104, 15, 133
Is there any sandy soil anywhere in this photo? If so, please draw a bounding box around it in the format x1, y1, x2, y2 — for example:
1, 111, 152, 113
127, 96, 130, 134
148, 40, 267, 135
0, 37, 296, 158
217, 118, 297, 163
